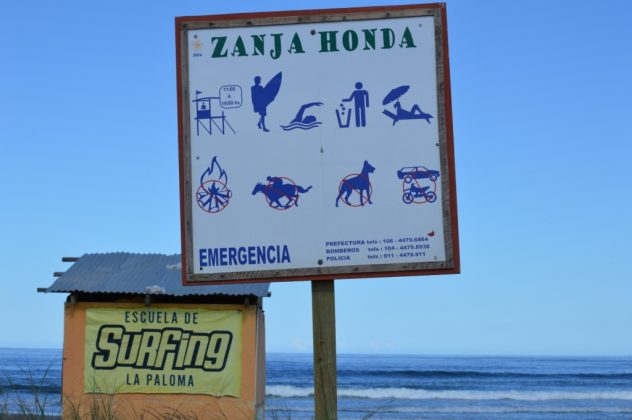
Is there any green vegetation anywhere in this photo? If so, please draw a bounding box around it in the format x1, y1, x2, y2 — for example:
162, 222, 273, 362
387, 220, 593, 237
0, 360, 58, 419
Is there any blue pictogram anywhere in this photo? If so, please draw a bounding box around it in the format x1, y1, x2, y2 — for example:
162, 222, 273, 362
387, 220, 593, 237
382, 85, 433, 125
397, 165, 439, 204
335, 160, 376, 207
251, 72, 282, 132
336, 82, 370, 128
196, 156, 232, 213
192, 88, 240, 136
281, 102, 323, 131
252, 176, 312, 210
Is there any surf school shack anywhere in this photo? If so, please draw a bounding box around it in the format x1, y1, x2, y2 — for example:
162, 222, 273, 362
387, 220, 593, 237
40, 252, 269, 419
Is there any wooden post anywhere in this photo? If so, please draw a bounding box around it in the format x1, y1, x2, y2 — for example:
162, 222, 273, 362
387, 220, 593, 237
311, 279, 337, 420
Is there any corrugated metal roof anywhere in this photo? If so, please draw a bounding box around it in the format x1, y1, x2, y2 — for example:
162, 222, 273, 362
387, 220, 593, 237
43, 253, 270, 297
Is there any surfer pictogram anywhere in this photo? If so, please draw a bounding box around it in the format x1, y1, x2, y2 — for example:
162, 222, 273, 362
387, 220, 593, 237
251, 72, 282, 132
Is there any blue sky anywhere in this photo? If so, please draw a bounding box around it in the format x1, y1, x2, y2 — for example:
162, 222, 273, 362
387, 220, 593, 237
1, 0, 631, 355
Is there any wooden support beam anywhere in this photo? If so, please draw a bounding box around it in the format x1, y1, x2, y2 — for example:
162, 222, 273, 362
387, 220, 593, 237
312, 279, 337, 420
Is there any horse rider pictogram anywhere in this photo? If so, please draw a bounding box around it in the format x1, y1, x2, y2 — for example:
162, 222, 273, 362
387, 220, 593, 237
252, 176, 312, 210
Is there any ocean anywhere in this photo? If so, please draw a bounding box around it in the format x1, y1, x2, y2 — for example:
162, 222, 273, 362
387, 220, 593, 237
1, 348, 631, 419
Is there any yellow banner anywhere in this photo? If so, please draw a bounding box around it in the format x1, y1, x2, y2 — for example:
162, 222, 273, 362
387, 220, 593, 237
84, 307, 242, 396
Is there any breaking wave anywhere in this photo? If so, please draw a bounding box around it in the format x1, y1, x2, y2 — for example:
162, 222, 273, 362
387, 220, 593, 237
266, 385, 632, 401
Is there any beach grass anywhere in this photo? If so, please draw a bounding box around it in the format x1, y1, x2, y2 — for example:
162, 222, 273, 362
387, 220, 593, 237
0, 359, 59, 420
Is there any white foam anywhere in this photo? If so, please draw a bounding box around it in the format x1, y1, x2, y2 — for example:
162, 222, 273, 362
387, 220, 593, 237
392, 406, 632, 414
266, 385, 632, 401
267, 385, 314, 398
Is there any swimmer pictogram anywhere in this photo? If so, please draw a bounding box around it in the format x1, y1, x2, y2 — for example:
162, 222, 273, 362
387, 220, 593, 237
281, 102, 323, 131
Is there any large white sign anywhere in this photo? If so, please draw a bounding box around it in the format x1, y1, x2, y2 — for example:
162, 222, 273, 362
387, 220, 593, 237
177, 5, 459, 284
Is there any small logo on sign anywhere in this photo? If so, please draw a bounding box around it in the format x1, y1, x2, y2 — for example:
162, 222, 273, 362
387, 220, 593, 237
192, 35, 203, 57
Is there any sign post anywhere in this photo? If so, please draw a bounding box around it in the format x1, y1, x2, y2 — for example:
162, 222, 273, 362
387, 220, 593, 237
312, 280, 337, 419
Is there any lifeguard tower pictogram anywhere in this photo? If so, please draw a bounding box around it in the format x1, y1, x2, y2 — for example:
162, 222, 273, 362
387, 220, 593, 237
192, 86, 241, 136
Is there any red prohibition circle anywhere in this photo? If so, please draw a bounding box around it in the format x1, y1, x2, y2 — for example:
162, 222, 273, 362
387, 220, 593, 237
196, 180, 232, 213
401, 177, 437, 205
338, 173, 372, 207
264, 176, 298, 211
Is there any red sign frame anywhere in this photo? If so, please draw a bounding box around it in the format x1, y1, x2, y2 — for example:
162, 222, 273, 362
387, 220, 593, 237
177, 3, 459, 285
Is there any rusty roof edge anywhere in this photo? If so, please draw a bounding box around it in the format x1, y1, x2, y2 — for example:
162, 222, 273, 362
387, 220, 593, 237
43, 253, 270, 298
41, 288, 266, 297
